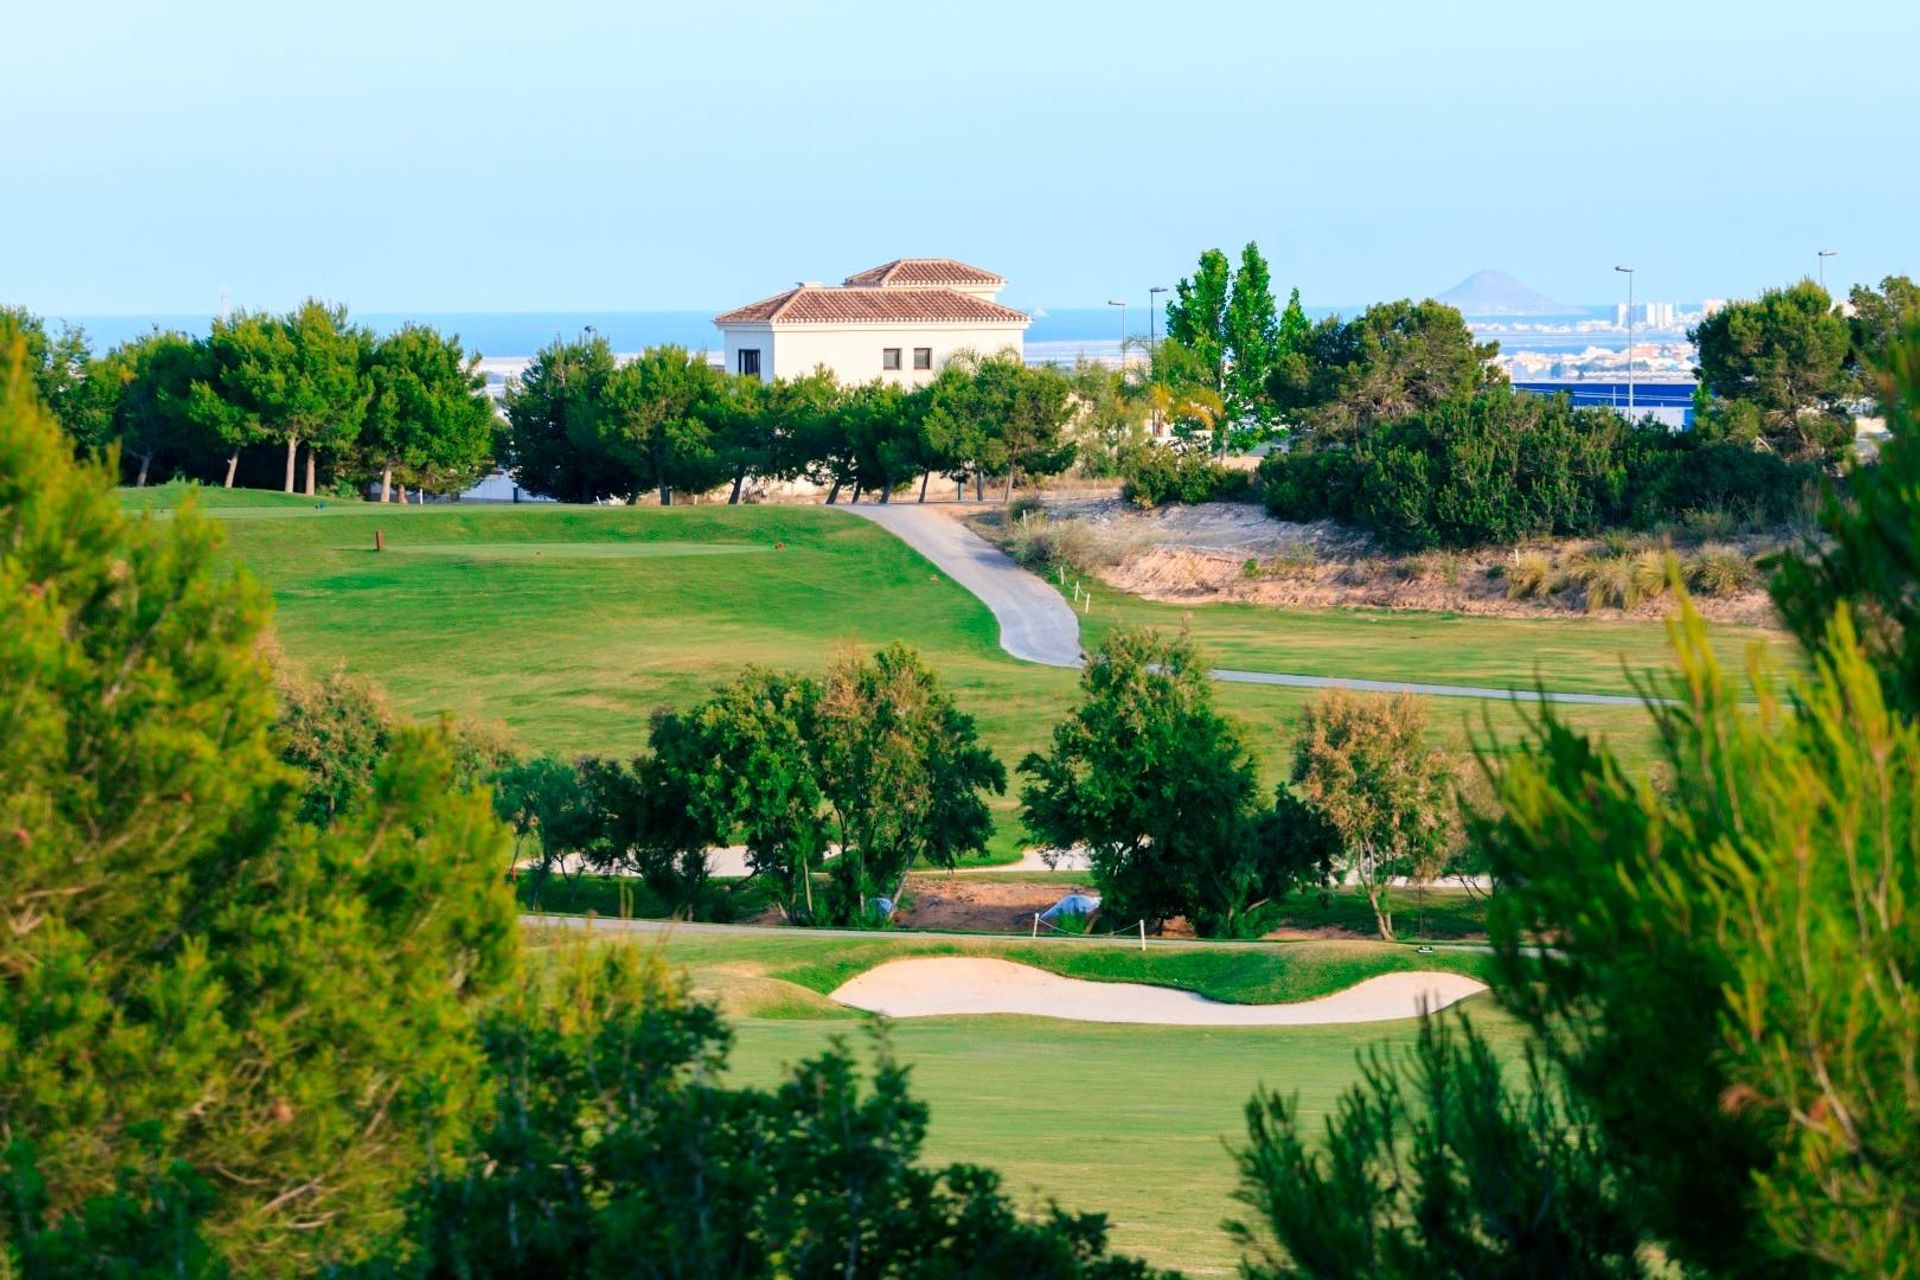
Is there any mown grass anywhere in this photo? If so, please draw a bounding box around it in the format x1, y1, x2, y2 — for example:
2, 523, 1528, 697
134, 492, 1707, 850
1079, 583, 1799, 700
545, 927, 1498, 1013
545, 924, 1517, 1275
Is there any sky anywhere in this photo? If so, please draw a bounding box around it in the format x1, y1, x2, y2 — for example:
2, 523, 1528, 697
5, 0, 1917, 318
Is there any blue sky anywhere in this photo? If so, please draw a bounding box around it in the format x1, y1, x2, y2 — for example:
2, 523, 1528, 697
6, 0, 1915, 316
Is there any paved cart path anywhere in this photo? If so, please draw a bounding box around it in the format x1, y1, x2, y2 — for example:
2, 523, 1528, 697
839, 503, 1654, 708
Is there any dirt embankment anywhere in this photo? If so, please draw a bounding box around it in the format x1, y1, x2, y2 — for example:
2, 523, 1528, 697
979, 495, 1783, 626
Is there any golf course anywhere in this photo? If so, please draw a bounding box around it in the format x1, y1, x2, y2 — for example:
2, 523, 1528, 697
124, 482, 1791, 1271
529, 924, 1515, 1274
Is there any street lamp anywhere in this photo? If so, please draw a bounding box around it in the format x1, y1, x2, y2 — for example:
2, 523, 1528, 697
1818, 249, 1837, 291
1614, 266, 1635, 417
1148, 285, 1168, 347
1107, 299, 1127, 364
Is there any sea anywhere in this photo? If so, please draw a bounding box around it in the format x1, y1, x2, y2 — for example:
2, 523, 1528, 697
48, 305, 1670, 374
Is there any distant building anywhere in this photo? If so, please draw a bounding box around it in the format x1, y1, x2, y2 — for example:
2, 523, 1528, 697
713, 258, 1030, 386
1701, 298, 1729, 318
1615, 301, 1678, 328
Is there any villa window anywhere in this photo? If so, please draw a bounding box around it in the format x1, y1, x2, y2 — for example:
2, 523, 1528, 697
737, 348, 761, 376
913, 347, 932, 370
882, 347, 902, 370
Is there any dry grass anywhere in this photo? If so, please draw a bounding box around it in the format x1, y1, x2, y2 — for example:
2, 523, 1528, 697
1688, 543, 1758, 598
1504, 549, 1558, 601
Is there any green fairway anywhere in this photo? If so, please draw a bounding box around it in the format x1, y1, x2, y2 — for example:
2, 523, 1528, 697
557, 925, 1516, 1275
129, 487, 1732, 852
1079, 580, 1799, 699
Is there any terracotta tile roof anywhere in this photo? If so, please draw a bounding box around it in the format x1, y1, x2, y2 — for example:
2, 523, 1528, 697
841, 258, 1006, 288
714, 286, 1028, 326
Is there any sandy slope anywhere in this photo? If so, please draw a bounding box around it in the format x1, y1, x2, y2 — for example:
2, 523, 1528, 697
830, 957, 1486, 1025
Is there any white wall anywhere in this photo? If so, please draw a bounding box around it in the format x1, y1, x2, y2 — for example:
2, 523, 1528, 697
720, 321, 1027, 386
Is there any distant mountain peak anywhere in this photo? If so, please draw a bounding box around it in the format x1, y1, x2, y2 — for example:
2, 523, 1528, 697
1436, 270, 1570, 316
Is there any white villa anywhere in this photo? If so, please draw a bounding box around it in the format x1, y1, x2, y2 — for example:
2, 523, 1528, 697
713, 258, 1030, 386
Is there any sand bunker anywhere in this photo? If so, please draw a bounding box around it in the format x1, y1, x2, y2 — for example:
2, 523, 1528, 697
830, 957, 1486, 1026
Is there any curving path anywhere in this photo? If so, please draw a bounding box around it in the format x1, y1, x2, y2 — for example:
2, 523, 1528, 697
843, 503, 1083, 667
838, 503, 1655, 708
830, 957, 1487, 1025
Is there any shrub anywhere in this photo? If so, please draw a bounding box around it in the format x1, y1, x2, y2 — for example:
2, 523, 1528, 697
1688, 543, 1757, 597
1568, 544, 1669, 611
1006, 513, 1103, 575
1505, 549, 1557, 600
1267, 545, 1319, 581
1407, 550, 1464, 586
1268, 388, 1818, 550
1121, 445, 1250, 507
1342, 556, 1388, 585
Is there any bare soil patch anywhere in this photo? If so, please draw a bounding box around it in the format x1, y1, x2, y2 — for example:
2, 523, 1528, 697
980, 495, 1781, 625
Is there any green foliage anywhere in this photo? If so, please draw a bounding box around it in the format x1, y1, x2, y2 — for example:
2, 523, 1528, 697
1260, 385, 1816, 550
1067, 359, 1149, 477
1686, 542, 1756, 598
644, 647, 1004, 926
364, 943, 1168, 1280
498, 332, 622, 502
815, 644, 1008, 916
0, 339, 518, 1275
1236, 336, 1920, 1277
1268, 298, 1502, 443
1773, 319, 1920, 714
361, 322, 495, 499
1230, 1016, 1644, 1279
1845, 275, 1920, 407
1691, 280, 1853, 462
0, 307, 111, 451
1290, 691, 1456, 941
1020, 628, 1329, 936
600, 344, 731, 504
1118, 445, 1251, 507
1161, 243, 1292, 453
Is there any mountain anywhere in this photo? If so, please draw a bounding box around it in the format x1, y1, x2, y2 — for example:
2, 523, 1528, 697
1435, 270, 1572, 316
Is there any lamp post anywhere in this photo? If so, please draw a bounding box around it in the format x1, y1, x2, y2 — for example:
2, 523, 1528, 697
1818, 248, 1837, 291
1107, 299, 1127, 366
1146, 286, 1169, 438
1614, 266, 1635, 417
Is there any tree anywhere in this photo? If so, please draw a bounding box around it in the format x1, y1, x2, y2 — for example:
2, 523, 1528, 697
1691, 280, 1852, 462
186, 302, 371, 493
499, 332, 624, 501
1068, 358, 1148, 477
0, 336, 518, 1275
187, 309, 280, 487
368, 943, 1168, 1280
600, 345, 728, 505
1221, 242, 1280, 446
1161, 244, 1290, 455
99, 328, 205, 486
0, 307, 110, 451
1269, 298, 1502, 444
1165, 248, 1232, 395
814, 644, 1005, 919
1231, 1014, 1646, 1280
1289, 690, 1456, 940
934, 351, 1076, 502
1020, 628, 1315, 936
1846, 274, 1920, 407
362, 323, 495, 502
648, 668, 828, 922
1231, 333, 1920, 1280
